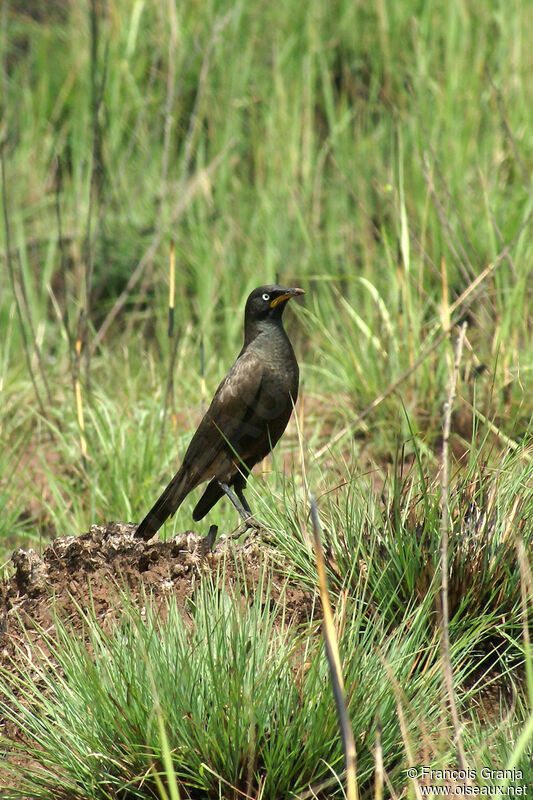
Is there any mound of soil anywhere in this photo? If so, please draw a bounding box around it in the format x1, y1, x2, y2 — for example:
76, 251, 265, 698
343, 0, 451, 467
0, 523, 317, 790
1, 521, 316, 660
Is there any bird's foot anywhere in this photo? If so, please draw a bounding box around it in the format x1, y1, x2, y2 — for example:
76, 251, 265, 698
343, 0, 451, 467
241, 514, 262, 531
230, 521, 262, 541
217, 480, 264, 538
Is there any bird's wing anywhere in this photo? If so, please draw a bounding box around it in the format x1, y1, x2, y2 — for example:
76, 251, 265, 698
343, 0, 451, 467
180, 347, 266, 482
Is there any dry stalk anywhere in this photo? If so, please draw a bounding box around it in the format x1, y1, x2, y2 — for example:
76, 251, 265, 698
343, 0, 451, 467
160, 242, 181, 447
310, 496, 358, 800
439, 322, 467, 770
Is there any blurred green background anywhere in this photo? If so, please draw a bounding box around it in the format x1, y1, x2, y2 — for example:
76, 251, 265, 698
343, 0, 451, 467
1, 0, 532, 544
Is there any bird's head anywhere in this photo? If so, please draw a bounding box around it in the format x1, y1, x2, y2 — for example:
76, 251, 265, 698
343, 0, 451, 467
244, 285, 305, 326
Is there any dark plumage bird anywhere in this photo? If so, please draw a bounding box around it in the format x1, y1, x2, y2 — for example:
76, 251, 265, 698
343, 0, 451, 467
135, 284, 304, 540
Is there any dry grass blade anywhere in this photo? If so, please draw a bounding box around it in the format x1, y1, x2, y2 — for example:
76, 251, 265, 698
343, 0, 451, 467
378, 658, 423, 800
310, 495, 358, 800
160, 242, 181, 446
517, 539, 533, 704
74, 312, 88, 470
463, 401, 533, 462
374, 715, 384, 800
168, 240, 175, 339
439, 322, 467, 771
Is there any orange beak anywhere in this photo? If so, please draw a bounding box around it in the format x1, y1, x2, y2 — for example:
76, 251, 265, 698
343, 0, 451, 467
269, 287, 305, 308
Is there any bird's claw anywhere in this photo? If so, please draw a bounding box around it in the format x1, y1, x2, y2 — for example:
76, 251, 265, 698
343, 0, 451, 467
230, 520, 261, 540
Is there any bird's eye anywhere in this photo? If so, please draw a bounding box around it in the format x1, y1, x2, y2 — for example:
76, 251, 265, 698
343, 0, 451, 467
262, 293, 270, 302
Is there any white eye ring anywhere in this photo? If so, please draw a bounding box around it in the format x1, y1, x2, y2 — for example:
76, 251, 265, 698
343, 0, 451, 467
262, 293, 270, 302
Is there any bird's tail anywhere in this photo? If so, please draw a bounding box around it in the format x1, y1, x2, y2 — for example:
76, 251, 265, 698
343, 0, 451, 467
135, 470, 189, 541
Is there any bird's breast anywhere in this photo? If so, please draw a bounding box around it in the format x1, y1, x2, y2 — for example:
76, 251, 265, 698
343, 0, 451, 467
255, 329, 298, 383
251, 335, 299, 422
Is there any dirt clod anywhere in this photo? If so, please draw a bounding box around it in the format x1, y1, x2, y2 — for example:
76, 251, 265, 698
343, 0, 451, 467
1, 521, 316, 675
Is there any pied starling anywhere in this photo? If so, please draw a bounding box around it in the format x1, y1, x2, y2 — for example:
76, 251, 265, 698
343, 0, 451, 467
135, 284, 303, 540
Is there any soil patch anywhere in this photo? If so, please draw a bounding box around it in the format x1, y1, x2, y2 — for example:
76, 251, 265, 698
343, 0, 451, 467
0, 523, 318, 791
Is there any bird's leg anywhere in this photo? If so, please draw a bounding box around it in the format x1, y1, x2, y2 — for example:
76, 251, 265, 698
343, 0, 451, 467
234, 485, 263, 536
218, 481, 252, 522
218, 481, 261, 530
235, 485, 252, 515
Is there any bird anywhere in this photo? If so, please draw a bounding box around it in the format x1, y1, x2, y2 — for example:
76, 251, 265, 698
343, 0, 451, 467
135, 284, 304, 541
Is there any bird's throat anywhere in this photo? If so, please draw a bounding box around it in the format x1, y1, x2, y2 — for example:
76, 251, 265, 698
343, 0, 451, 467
244, 317, 288, 351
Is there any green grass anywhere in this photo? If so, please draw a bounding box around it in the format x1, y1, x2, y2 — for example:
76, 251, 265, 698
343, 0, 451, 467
1, 0, 533, 795
0, 571, 479, 799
